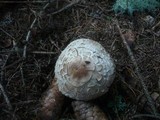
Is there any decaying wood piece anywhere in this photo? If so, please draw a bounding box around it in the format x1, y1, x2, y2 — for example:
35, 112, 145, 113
72, 101, 108, 120
39, 79, 64, 120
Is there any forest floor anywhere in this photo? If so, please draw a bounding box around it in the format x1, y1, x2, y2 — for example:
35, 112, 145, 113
0, 0, 160, 120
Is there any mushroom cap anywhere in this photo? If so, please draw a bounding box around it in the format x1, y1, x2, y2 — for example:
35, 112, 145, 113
55, 38, 115, 101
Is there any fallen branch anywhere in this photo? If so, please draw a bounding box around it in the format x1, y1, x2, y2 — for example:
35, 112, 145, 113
115, 20, 157, 115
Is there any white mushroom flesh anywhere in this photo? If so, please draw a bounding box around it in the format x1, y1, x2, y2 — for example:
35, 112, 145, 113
55, 38, 115, 100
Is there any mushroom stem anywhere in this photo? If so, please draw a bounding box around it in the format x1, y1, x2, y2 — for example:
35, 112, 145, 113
39, 79, 64, 120
72, 101, 108, 120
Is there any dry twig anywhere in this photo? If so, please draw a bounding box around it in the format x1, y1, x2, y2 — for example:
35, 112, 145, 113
47, 0, 80, 16
131, 114, 160, 119
115, 20, 157, 115
0, 83, 12, 110
0, 28, 16, 40
23, 17, 37, 58
0, 55, 12, 110
22, 1, 51, 58
0, 68, 16, 119
31, 51, 57, 55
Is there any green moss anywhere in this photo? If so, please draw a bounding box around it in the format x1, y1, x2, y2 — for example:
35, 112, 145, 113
113, 0, 160, 15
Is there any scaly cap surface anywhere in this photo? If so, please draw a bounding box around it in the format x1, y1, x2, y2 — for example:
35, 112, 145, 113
55, 38, 115, 100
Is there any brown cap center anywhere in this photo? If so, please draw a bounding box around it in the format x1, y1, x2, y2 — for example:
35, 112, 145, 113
68, 62, 89, 80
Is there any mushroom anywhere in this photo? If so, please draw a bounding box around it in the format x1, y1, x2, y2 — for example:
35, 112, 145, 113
39, 38, 115, 120
55, 38, 115, 100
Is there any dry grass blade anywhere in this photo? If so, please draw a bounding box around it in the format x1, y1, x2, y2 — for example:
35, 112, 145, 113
23, 17, 37, 58
131, 114, 160, 119
0, 28, 15, 40
0, 83, 12, 110
31, 51, 57, 55
47, 0, 80, 16
115, 19, 157, 115
0, 55, 12, 110
72, 101, 108, 120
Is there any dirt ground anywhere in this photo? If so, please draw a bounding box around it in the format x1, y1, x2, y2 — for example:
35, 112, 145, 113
0, 0, 160, 120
